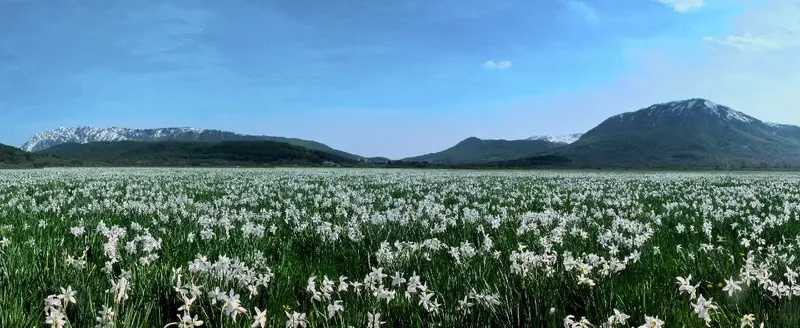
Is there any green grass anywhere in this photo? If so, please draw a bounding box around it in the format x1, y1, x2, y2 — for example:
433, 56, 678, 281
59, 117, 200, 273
0, 168, 798, 327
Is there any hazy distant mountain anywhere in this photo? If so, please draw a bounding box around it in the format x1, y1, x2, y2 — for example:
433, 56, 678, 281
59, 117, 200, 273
23, 126, 363, 159
402, 137, 563, 164
545, 98, 800, 167
526, 133, 583, 144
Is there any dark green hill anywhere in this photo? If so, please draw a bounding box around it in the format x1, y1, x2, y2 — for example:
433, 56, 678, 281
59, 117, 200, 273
0, 143, 75, 168
402, 137, 563, 164
260, 136, 360, 160
0, 143, 36, 168
40, 140, 356, 167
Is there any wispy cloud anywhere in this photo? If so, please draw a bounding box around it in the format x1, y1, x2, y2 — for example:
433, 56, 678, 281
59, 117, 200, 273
562, 0, 599, 24
656, 0, 705, 13
703, 0, 800, 51
703, 35, 799, 51
482, 60, 512, 69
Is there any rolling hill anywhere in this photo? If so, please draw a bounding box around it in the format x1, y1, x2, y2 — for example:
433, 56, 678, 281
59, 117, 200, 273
0, 143, 36, 168
402, 137, 564, 164
0, 143, 78, 168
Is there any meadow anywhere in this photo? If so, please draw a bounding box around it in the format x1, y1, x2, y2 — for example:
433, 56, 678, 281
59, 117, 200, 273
0, 168, 798, 327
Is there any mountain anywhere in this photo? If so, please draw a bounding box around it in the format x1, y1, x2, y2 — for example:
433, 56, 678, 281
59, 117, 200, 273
402, 137, 564, 164
545, 98, 800, 167
527, 133, 583, 144
40, 140, 356, 167
23, 126, 363, 160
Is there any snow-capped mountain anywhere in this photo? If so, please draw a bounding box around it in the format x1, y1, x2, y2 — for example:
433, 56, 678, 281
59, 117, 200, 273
22, 127, 221, 152
608, 98, 758, 124
582, 98, 800, 139
553, 98, 800, 166
23, 126, 365, 159
527, 133, 583, 144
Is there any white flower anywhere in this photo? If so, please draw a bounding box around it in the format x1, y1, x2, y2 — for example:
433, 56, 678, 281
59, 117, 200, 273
740, 314, 755, 328
367, 312, 384, 328
57, 286, 77, 306
306, 276, 317, 293
564, 315, 577, 328
578, 274, 596, 287
606, 308, 629, 326
638, 316, 664, 328
252, 307, 267, 328
691, 295, 718, 326
457, 295, 474, 314
177, 295, 196, 313
285, 311, 307, 328
178, 312, 204, 327
676, 275, 698, 299
45, 308, 67, 328
44, 295, 62, 314
207, 287, 223, 304
418, 291, 437, 312
391, 271, 406, 287
723, 277, 743, 296
221, 290, 247, 321
337, 276, 349, 293
326, 300, 344, 319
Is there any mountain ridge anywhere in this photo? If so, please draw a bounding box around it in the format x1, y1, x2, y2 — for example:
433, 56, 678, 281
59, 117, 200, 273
23, 126, 364, 160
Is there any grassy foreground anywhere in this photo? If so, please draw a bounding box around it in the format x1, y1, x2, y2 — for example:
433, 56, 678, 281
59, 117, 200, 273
0, 168, 798, 327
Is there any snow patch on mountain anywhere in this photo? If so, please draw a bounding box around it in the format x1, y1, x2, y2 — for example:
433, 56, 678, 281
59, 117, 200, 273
22, 126, 213, 152
527, 133, 583, 144
724, 110, 754, 123
763, 122, 800, 130
640, 98, 756, 123
703, 99, 719, 109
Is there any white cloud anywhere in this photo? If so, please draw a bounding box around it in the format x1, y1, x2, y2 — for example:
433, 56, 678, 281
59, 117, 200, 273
483, 60, 512, 69
703, 0, 800, 51
656, 0, 705, 13
562, 0, 600, 23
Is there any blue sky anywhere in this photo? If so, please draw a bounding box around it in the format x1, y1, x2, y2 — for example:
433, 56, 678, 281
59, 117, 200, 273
1, 0, 799, 159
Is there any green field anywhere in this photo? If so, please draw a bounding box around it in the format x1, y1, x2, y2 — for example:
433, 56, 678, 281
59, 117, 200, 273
0, 168, 797, 327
